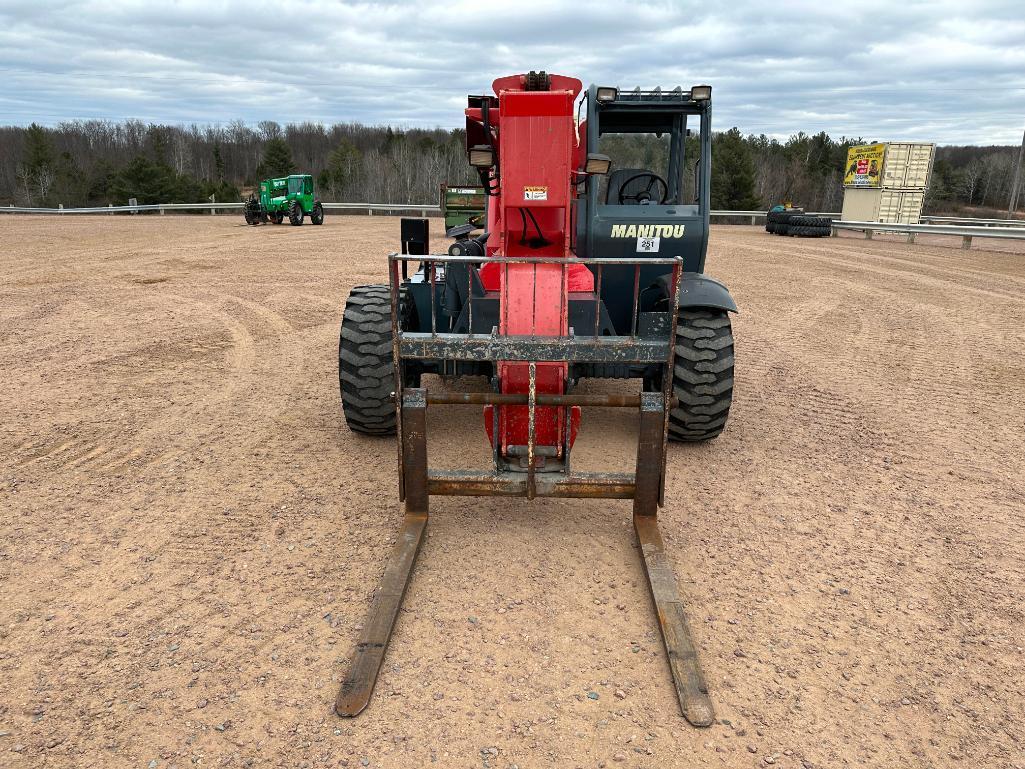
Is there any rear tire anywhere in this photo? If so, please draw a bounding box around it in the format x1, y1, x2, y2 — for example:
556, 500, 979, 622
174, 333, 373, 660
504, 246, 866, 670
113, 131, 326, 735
339, 285, 419, 435
669, 308, 734, 442
288, 200, 303, 226
311, 201, 325, 225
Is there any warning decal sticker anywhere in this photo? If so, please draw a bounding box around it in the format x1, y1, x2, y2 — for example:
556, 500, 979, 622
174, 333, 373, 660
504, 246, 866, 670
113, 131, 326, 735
523, 186, 548, 201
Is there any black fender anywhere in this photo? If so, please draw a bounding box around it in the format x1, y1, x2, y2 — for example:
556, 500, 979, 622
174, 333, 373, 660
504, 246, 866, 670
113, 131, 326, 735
650, 272, 738, 313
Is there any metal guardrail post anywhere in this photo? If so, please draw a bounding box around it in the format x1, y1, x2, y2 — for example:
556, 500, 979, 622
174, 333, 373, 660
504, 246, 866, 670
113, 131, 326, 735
962, 235, 972, 250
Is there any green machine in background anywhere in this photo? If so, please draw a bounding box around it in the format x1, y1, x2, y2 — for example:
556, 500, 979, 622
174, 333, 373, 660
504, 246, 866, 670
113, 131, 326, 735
244, 174, 325, 226
439, 184, 486, 233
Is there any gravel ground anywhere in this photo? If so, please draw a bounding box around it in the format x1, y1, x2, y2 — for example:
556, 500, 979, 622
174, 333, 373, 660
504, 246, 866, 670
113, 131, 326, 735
1, 215, 1023, 769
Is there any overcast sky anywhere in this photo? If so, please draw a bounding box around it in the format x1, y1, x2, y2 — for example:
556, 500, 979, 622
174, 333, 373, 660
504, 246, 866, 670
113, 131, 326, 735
1, 0, 1023, 145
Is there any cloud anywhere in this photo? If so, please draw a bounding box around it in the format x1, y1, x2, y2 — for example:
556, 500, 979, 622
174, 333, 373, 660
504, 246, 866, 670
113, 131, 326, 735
0, 0, 1023, 144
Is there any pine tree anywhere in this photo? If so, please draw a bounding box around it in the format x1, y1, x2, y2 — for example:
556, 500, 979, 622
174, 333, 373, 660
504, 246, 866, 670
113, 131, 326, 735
257, 137, 296, 178
18, 123, 56, 204
213, 143, 225, 182
23, 123, 54, 172
326, 139, 362, 196
711, 128, 761, 210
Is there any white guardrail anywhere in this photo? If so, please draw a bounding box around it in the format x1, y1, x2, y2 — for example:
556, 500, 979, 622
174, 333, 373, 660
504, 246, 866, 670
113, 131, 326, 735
0, 201, 440, 216
3, 203, 1024, 250
832, 220, 1025, 250
0, 203, 838, 220
921, 215, 1025, 228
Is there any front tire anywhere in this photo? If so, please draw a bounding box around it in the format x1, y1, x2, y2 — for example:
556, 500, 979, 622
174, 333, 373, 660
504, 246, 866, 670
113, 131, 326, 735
340, 285, 417, 435
272, 212, 284, 225
288, 200, 304, 226
311, 201, 325, 225
669, 308, 734, 441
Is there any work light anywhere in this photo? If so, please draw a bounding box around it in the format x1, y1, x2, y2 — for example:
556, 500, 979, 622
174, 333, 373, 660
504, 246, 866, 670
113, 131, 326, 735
690, 85, 712, 101
584, 153, 612, 175
596, 87, 618, 102
469, 145, 495, 168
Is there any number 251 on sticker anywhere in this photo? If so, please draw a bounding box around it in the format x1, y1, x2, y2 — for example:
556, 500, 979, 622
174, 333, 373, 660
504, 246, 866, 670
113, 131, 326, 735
637, 236, 660, 252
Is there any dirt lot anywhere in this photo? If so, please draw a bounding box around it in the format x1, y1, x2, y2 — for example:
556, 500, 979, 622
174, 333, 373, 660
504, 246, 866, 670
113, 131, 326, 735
1, 215, 1023, 769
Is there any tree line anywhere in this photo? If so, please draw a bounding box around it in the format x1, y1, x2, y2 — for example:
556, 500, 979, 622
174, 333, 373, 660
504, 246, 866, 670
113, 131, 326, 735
710, 130, 1024, 214
0, 120, 477, 209
0, 119, 1020, 215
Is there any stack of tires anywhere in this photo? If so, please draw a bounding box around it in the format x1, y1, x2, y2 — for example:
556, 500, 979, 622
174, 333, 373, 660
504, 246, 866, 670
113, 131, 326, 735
765, 208, 802, 235
765, 209, 832, 238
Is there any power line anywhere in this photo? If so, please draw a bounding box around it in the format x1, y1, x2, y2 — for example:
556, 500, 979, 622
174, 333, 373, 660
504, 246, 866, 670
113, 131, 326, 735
1008, 125, 1025, 218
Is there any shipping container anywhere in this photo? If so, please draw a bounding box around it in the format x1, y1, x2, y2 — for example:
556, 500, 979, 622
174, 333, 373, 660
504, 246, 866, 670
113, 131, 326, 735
843, 142, 934, 189
841, 188, 926, 224
879, 143, 935, 189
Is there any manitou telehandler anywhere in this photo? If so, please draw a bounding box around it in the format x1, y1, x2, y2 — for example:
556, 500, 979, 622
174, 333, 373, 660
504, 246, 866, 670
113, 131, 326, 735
336, 72, 736, 726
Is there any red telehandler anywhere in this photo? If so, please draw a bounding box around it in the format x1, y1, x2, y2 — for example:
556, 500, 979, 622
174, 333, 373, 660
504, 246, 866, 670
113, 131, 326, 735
336, 72, 737, 726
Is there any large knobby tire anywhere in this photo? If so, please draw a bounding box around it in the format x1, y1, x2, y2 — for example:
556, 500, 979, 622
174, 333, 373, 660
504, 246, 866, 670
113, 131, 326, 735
789, 225, 831, 238
791, 215, 833, 229
669, 308, 735, 441
774, 209, 805, 236
339, 285, 400, 435
288, 199, 304, 226
311, 201, 325, 225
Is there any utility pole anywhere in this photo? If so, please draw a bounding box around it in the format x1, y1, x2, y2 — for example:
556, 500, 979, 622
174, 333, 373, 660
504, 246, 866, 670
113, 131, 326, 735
1009, 124, 1025, 219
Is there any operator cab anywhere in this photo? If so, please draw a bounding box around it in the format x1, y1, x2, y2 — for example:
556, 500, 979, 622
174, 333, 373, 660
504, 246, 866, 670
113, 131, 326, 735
577, 84, 713, 330
595, 97, 696, 210
286, 175, 312, 196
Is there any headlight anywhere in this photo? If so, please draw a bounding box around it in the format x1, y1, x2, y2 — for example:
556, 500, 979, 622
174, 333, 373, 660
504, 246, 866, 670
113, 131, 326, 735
596, 86, 618, 102
690, 85, 712, 101
468, 145, 494, 168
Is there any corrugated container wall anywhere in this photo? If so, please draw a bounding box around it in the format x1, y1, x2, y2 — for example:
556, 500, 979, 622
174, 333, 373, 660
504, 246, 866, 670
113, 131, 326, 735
841, 188, 926, 224
879, 143, 935, 189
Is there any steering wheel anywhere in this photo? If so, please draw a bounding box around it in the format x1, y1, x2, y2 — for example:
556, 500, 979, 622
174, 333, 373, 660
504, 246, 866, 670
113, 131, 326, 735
618, 172, 669, 205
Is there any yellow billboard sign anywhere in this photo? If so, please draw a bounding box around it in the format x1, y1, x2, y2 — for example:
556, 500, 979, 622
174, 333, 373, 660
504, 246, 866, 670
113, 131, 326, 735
843, 143, 886, 187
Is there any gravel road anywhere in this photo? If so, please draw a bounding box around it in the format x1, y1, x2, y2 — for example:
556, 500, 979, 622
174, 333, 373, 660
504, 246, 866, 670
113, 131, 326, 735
1, 216, 1022, 768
